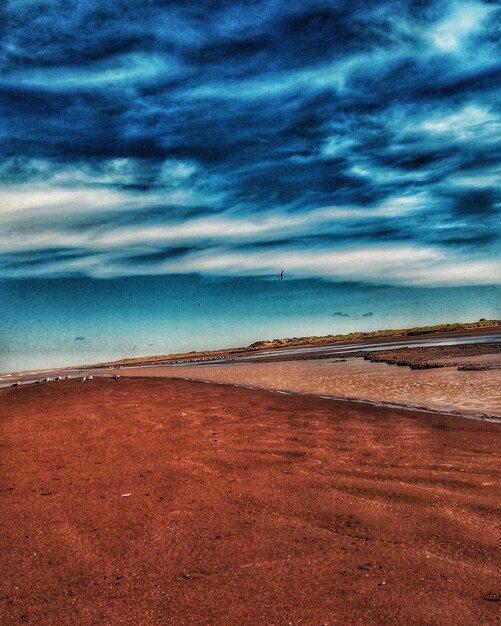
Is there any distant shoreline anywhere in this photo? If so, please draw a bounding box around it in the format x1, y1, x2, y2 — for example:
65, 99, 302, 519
95, 318, 501, 369
1, 319, 500, 378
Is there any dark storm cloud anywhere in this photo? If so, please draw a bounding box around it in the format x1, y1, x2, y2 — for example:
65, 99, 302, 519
451, 189, 498, 216
1, 0, 500, 284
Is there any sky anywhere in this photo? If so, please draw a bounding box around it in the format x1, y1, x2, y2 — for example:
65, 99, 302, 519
1, 0, 500, 371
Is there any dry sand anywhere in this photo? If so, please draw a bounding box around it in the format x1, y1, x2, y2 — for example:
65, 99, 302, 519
1, 377, 500, 625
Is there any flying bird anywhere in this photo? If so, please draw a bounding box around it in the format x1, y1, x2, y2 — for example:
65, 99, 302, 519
280, 270, 284, 281
197, 299, 203, 308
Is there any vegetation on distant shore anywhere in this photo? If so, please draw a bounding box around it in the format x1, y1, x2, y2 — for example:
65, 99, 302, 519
247, 318, 501, 350
97, 319, 500, 368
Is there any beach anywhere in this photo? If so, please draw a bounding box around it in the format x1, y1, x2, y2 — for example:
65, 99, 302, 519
4, 1, 501, 623
112, 356, 501, 419
1, 377, 500, 625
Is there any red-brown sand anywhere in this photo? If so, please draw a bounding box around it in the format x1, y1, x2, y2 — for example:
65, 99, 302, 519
1, 377, 500, 625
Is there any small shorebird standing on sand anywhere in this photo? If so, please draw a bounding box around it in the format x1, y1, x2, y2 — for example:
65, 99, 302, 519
280, 270, 284, 281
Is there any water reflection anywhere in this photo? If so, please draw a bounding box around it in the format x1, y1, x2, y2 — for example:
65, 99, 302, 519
148, 358, 501, 417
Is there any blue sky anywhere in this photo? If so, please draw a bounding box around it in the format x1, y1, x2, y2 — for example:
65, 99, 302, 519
1, 1, 501, 371
1, 0, 500, 285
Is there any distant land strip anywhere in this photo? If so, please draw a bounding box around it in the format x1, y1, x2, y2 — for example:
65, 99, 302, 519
95, 318, 501, 368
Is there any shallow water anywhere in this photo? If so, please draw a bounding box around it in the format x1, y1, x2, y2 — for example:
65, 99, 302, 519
123, 358, 501, 418
2, 355, 500, 419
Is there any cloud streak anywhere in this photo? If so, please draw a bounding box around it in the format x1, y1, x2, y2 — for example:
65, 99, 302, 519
1, 0, 499, 286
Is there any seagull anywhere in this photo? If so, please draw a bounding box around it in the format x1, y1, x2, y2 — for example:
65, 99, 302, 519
280, 270, 284, 281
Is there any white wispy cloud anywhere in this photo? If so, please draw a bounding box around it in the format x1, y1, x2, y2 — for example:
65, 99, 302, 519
2, 212, 499, 286
1, 53, 176, 90
96, 202, 417, 247
428, 1, 492, 52
0, 184, 163, 219
418, 105, 499, 141
181, 49, 405, 101
60, 245, 501, 286
0, 193, 421, 253
447, 167, 501, 189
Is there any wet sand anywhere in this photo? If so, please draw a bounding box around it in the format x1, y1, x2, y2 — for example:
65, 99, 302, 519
1, 378, 501, 625
114, 357, 501, 419
359, 344, 501, 370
